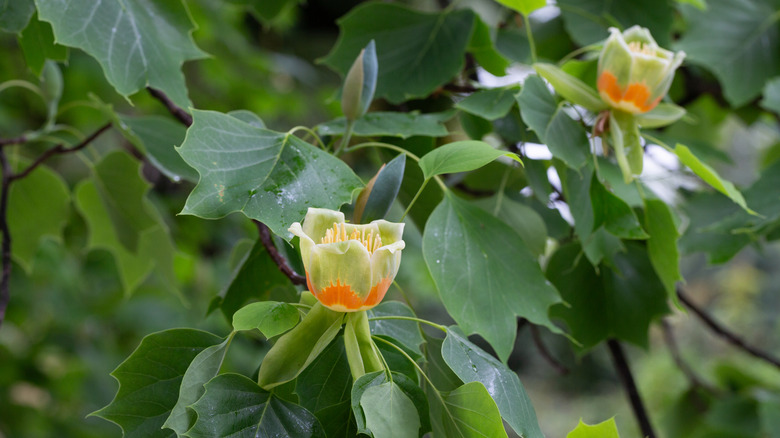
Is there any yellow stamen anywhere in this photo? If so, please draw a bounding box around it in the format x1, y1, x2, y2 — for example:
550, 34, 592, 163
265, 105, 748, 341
321, 222, 383, 255
627, 41, 655, 56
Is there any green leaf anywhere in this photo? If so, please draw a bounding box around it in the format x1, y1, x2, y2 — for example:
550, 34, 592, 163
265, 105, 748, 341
590, 175, 649, 240
361, 382, 421, 438
468, 17, 510, 76
212, 238, 296, 320
518, 75, 589, 169
533, 63, 607, 113
674, 143, 755, 214
163, 336, 231, 435
558, 0, 674, 46
419, 141, 521, 180
643, 199, 683, 307
74, 153, 177, 295
187, 373, 325, 438
566, 418, 620, 438
92, 151, 157, 253
257, 302, 344, 390
351, 371, 430, 437
36, 0, 206, 108
356, 154, 406, 224
295, 337, 352, 415
232, 301, 300, 338
423, 194, 563, 362
18, 13, 68, 76
677, 0, 780, 107
6, 161, 69, 273
473, 195, 548, 256
0, 0, 34, 32
118, 115, 196, 183
761, 76, 780, 115
428, 382, 508, 438
635, 103, 686, 129
92, 328, 223, 437
495, 0, 546, 15
318, 111, 452, 139
227, 109, 266, 128
322, 3, 475, 104
455, 87, 519, 121
442, 326, 543, 438
424, 334, 463, 393
547, 243, 670, 351
367, 301, 425, 356
178, 110, 363, 239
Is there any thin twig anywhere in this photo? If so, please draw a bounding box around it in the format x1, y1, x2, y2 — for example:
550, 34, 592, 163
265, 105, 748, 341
678, 288, 780, 369
0, 148, 11, 328
147, 87, 193, 127
0, 135, 27, 147
661, 319, 719, 394
254, 220, 306, 285
607, 339, 656, 438
10, 123, 112, 181
530, 325, 569, 374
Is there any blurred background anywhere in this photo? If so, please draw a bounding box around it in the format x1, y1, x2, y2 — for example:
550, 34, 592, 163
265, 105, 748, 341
1, 1, 779, 437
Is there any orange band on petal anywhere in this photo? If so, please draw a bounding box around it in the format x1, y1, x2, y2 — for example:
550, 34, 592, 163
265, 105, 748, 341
598, 71, 623, 104
307, 273, 392, 312
598, 71, 660, 113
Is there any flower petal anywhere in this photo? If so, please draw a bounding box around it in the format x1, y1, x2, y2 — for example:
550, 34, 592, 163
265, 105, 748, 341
301, 207, 346, 242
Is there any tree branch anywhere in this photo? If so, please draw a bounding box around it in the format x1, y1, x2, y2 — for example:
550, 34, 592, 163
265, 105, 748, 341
254, 220, 306, 285
0, 135, 27, 147
661, 319, 719, 393
530, 325, 569, 374
10, 123, 112, 182
607, 339, 656, 438
678, 288, 780, 369
147, 87, 193, 127
0, 148, 12, 328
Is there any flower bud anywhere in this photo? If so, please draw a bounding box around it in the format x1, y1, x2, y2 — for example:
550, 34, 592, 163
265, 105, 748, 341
597, 26, 685, 114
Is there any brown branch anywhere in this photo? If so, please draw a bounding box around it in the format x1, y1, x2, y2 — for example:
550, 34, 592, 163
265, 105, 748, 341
607, 339, 656, 438
0, 148, 11, 328
147, 87, 193, 127
0, 135, 27, 147
10, 123, 112, 182
254, 220, 306, 285
530, 325, 569, 374
678, 288, 780, 369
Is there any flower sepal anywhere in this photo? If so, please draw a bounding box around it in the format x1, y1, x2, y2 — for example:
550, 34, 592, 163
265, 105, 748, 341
533, 62, 607, 113
257, 301, 345, 390
344, 311, 385, 380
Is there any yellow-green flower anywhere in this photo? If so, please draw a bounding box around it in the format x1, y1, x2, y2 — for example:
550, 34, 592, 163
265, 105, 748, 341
597, 26, 685, 114
289, 208, 405, 312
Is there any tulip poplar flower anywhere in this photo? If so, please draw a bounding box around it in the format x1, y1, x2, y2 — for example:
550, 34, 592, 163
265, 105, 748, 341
597, 26, 685, 114
288, 208, 405, 312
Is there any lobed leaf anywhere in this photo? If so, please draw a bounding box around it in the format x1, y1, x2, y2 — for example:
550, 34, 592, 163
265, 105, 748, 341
177, 110, 363, 239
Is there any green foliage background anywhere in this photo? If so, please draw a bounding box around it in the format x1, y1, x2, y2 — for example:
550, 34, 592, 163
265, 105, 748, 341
1, 0, 780, 437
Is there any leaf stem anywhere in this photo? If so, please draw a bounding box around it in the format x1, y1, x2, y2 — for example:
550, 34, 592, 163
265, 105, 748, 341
335, 119, 355, 157
557, 43, 601, 66
641, 133, 674, 153
345, 141, 448, 192
367, 315, 447, 333
492, 167, 511, 216
522, 13, 537, 64
288, 126, 326, 150
372, 335, 438, 390
400, 179, 429, 221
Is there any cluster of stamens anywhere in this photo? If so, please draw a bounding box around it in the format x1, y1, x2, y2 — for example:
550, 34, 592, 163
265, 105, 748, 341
627, 41, 655, 56
321, 222, 383, 255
